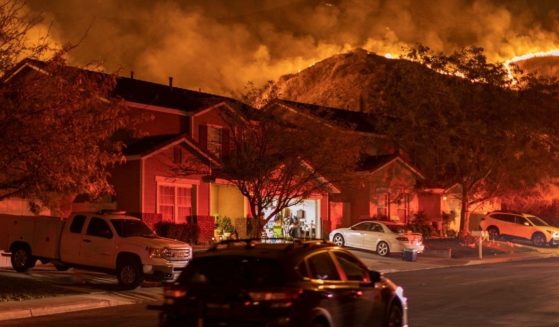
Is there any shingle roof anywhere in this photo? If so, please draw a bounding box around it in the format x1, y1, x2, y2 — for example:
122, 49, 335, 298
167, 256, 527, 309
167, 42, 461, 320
270, 99, 379, 133
122, 134, 180, 157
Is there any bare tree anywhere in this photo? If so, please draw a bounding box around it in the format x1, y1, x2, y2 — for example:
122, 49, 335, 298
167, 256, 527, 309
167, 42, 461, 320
215, 112, 360, 237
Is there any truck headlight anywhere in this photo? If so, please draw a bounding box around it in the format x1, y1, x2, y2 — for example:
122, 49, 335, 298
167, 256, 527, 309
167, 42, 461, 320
147, 247, 170, 258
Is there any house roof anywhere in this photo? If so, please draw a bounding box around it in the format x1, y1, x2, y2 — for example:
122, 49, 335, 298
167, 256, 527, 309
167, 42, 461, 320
358, 154, 424, 179
265, 99, 382, 134
124, 133, 220, 165
4, 58, 255, 117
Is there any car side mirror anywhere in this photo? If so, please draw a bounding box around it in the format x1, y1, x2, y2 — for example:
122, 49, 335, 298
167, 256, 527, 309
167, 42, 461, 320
369, 270, 381, 284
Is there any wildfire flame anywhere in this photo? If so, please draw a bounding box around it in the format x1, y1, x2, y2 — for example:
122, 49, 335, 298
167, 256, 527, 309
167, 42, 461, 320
504, 49, 559, 80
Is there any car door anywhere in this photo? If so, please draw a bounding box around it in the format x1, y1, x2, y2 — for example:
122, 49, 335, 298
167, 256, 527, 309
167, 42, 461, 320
494, 214, 515, 237
514, 216, 534, 240
59, 215, 87, 264
305, 251, 360, 326
332, 251, 384, 327
80, 217, 116, 269
344, 222, 371, 248
361, 223, 384, 251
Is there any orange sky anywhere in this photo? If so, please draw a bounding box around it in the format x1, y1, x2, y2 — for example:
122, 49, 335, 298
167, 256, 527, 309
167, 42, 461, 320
25, 0, 559, 96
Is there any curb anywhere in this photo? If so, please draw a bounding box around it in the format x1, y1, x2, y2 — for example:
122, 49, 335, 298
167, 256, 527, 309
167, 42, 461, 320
0, 290, 158, 322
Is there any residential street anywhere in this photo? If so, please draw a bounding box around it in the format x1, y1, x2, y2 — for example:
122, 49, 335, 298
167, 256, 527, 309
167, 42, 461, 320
2, 255, 559, 326
388, 257, 559, 327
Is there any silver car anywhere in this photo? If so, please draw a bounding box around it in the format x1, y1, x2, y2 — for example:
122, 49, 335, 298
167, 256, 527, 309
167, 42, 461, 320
329, 220, 425, 256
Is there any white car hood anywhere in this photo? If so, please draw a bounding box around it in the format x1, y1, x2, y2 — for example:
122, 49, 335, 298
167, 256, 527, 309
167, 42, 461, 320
124, 236, 191, 249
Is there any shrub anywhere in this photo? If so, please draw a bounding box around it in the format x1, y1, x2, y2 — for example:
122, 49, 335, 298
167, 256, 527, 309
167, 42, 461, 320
155, 222, 200, 244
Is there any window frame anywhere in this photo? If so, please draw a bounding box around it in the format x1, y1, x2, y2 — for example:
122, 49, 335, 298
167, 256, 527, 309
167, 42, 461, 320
156, 176, 199, 224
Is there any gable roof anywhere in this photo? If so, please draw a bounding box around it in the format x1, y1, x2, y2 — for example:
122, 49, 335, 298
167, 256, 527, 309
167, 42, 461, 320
124, 133, 220, 166
263, 99, 383, 135
4, 58, 255, 118
358, 154, 424, 179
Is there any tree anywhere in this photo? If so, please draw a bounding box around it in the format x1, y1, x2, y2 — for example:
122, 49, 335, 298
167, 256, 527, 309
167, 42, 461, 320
0, 1, 132, 214
374, 45, 559, 235
215, 111, 360, 237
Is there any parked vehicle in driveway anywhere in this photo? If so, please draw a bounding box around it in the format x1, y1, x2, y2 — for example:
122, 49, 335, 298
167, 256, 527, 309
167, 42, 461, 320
480, 211, 559, 247
329, 220, 424, 256
0, 211, 192, 289
148, 239, 408, 327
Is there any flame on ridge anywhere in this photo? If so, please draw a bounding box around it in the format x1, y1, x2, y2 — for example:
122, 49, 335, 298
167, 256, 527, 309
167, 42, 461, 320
504, 49, 559, 81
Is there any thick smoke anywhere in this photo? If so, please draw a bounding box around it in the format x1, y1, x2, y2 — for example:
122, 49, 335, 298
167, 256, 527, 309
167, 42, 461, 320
26, 0, 559, 95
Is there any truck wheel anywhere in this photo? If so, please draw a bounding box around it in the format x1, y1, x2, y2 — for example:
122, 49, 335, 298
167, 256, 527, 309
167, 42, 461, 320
54, 263, 71, 271
11, 245, 34, 272
117, 257, 144, 290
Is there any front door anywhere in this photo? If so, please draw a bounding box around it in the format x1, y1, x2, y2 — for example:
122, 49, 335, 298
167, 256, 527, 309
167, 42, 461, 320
80, 217, 116, 269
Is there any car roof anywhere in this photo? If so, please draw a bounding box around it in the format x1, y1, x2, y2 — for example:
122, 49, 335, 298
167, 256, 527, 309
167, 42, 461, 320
195, 239, 344, 263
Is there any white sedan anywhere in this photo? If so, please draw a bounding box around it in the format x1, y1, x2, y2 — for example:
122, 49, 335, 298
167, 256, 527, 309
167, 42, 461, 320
329, 220, 425, 256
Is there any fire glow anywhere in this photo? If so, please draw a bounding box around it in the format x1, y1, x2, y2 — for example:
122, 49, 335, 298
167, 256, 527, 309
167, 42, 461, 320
504, 49, 559, 80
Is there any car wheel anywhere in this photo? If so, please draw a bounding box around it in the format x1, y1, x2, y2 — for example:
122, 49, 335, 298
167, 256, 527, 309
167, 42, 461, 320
376, 241, 390, 257
332, 234, 345, 247
10, 245, 35, 273
117, 257, 144, 290
487, 226, 500, 240
386, 303, 403, 327
532, 233, 547, 247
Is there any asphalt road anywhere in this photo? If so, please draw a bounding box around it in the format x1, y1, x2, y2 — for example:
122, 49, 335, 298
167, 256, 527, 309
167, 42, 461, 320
2, 256, 559, 327
387, 257, 559, 327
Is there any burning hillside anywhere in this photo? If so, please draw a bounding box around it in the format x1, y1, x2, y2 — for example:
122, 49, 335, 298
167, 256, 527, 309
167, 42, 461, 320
255, 48, 470, 111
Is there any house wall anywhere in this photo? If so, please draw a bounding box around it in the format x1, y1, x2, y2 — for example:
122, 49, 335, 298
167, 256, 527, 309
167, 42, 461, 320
191, 105, 229, 143
111, 160, 141, 214
142, 145, 205, 217
128, 103, 189, 136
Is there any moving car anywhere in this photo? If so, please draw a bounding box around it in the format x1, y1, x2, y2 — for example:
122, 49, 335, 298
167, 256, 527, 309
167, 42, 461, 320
0, 211, 192, 289
480, 211, 559, 247
149, 239, 408, 327
329, 220, 424, 256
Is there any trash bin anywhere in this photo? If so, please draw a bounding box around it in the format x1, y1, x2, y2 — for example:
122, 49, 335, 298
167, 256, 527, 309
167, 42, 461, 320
402, 248, 417, 262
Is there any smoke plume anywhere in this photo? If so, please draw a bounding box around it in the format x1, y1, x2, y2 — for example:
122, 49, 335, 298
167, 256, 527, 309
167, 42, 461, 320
25, 0, 559, 95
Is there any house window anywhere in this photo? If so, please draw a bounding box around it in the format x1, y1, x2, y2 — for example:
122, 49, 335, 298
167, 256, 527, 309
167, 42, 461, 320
158, 184, 194, 224
207, 126, 222, 158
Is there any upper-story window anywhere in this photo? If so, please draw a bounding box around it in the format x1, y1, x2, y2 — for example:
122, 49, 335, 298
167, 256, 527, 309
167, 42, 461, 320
199, 124, 229, 159
207, 126, 223, 158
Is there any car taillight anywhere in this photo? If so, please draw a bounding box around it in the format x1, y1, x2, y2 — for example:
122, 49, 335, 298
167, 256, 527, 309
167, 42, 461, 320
163, 286, 186, 298
396, 236, 409, 241
247, 290, 302, 302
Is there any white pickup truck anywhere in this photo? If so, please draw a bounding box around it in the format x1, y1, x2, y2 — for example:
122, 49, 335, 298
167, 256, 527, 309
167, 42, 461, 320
0, 211, 192, 289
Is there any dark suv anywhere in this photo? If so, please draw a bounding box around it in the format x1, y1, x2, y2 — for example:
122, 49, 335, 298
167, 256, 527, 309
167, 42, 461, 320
149, 239, 407, 327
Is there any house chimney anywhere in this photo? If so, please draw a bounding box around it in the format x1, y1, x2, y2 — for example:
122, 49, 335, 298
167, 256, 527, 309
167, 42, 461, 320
130, 71, 134, 79
169, 76, 173, 88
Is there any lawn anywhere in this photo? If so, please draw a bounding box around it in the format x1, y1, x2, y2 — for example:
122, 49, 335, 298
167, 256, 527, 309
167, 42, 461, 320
424, 238, 536, 259
0, 274, 81, 302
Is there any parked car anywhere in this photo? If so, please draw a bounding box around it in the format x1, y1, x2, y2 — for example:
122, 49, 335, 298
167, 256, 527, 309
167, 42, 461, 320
0, 211, 192, 289
329, 220, 424, 256
479, 211, 559, 247
148, 239, 408, 327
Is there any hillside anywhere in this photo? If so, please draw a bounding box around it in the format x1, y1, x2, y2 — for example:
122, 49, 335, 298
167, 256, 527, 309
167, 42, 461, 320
255, 48, 460, 111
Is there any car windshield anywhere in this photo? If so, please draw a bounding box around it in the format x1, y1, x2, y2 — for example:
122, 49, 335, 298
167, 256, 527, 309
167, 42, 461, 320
179, 256, 285, 289
526, 216, 550, 227
111, 219, 156, 238
384, 224, 407, 234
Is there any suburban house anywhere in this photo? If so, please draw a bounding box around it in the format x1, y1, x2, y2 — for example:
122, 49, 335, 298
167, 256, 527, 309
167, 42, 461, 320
0, 59, 496, 239
261, 99, 452, 231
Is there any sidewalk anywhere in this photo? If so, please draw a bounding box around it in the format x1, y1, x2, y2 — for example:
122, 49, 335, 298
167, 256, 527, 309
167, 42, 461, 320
0, 285, 162, 322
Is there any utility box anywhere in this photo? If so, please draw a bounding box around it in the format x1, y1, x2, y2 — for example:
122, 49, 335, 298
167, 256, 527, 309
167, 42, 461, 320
402, 248, 418, 262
